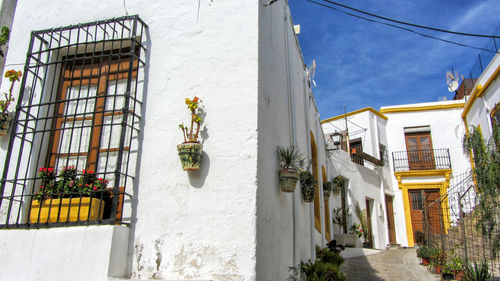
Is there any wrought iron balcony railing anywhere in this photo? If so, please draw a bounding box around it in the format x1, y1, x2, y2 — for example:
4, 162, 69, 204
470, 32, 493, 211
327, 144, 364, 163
392, 148, 451, 172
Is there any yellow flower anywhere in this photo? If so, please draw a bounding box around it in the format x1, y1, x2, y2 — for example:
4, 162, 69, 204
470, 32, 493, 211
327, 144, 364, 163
185, 98, 191, 105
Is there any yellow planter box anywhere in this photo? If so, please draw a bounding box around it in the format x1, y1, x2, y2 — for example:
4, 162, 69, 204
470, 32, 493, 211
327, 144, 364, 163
30, 197, 105, 223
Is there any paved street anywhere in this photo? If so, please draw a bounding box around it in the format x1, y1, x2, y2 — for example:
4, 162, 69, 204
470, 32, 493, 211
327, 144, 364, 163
341, 248, 440, 281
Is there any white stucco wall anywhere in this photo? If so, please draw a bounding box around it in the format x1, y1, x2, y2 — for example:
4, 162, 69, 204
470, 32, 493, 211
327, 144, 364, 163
0, 1, 260, 280
0, 0, 17, 86
383, 100, 470, 177
381, 100, 471, 247
0, 225, 129, 281
256, 1, 336, 279
465, 54, 500, 139
328, 150, 389, 249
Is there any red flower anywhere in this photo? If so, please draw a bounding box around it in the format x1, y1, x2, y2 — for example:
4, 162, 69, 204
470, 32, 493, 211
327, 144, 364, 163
193, 96, 200, 103
93, 186, 97, 191
48, 168, 54, 172
40, 185, 44, 189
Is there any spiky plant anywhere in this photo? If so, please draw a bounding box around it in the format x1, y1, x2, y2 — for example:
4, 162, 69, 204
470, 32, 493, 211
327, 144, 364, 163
464, 261, 491, 281
277, 146, 304, 170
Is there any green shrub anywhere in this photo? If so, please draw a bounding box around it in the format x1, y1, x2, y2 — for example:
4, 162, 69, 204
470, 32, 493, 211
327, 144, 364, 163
289, 245, 346, 281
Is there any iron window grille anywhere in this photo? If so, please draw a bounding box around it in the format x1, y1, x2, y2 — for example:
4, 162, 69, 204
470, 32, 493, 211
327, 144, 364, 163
0, 15, 147, 228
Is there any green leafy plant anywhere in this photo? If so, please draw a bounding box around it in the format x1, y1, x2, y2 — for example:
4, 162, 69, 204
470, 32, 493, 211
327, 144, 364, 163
464, 261, 490, 281
179, 96, 203, 142
348, 223, 363, 238
463, 125, 500, 255
278, 146, 304, 170
442, 256, 465, 276
416, 245, 432, 259
35, 166, 109, 201
332, 206, 350, 233
333, 175, 344, 187
298, 245, 346, 281
300, 170, 317, 186
0, 26, 9, 57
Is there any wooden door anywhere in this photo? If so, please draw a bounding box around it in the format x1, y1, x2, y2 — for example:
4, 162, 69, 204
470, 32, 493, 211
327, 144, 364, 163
385, 195, 396, 244
405, 132, 435, 170
408, 189, 441, 240
365, 198, 373, 245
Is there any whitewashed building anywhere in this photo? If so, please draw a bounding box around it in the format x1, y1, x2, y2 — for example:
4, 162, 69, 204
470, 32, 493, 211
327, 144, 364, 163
0, 1, 343, 281
321, 100, 473, 248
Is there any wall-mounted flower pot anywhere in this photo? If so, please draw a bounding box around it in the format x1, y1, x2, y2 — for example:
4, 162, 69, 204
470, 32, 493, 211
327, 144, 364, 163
0, 112, 13, 136
29, 197, 105, 223
279, 169, 299, 192
301, 183, 316, 202
177, 142, 203, 171
323, 181, 332, 199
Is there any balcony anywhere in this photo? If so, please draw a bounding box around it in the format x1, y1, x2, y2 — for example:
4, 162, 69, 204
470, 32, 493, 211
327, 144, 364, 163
392, 148, 451, 172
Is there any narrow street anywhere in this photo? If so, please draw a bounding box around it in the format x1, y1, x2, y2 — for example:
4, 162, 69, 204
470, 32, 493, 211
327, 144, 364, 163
341, 248, 440, 281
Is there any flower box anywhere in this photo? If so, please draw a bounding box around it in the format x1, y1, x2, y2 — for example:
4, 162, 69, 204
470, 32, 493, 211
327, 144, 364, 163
30, 197, 105, 223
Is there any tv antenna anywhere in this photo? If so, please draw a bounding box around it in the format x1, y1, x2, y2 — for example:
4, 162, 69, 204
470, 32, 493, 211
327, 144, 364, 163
446, 69, 460, 92
307, 60, 317, 87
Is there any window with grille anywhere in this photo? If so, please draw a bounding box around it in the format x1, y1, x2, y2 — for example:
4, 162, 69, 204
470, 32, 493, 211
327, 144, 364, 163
0, 16, 147, 228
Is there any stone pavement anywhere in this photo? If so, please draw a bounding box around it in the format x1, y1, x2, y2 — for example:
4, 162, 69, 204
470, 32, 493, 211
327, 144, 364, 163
341, 248, 440, 281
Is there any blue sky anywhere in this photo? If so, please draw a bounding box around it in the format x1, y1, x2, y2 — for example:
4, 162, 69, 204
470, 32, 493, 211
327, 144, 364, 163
288, 0, 500, 119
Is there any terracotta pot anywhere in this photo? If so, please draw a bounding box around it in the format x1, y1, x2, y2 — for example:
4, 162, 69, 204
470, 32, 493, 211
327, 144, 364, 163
435, 265, 441, 274
301, 183, 316, 202
454, 271, 464, 280
177, 142, 203, 171
421, 257, 430, 266
279, 169, 299, 192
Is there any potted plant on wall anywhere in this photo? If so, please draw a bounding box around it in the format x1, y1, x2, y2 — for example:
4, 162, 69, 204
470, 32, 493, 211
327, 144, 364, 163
323, 181, 332, 200
178, 96, 204, 171
300, 169, 317, 202
30, 166, 109, 223
0, 70, 21, 136
332, 175, 344, 195
277, 146, 303, 192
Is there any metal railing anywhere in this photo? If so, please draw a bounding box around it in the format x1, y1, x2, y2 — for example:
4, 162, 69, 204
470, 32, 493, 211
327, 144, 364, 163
392, 148, 451, 172
420, 172, 500, 279
0, 16, 147, 228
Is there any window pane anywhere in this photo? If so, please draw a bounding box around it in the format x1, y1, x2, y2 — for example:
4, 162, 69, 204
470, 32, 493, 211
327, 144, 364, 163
56, 155, 88, 171
59, 120, 92, 154
97, 151, 128, 187
105, 79, 136, 111
65, 84, 97, 116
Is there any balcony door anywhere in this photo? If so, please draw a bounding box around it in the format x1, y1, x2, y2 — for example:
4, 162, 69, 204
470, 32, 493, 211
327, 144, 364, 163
405, 132, 435, 170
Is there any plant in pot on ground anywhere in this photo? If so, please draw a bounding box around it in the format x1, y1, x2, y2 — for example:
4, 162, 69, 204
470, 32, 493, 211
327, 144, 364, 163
288, 245, 346, 281
178, 96, 204, 171
277, 146, 304, 192
416, 245, 433, 266
299, 169, 317, 202
0, 69, 21, 136
464, 261, 490, 281
442, 256, 465, 280
332, 206, 350, 233
31, 166, 109, 223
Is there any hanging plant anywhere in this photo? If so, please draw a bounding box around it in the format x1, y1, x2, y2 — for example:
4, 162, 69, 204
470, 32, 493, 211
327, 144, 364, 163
177, 96, 204, 171
323, 181, 332, 199
0, 69, 21, 136
277, 146, 303, 192
300, 170, 316, 202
